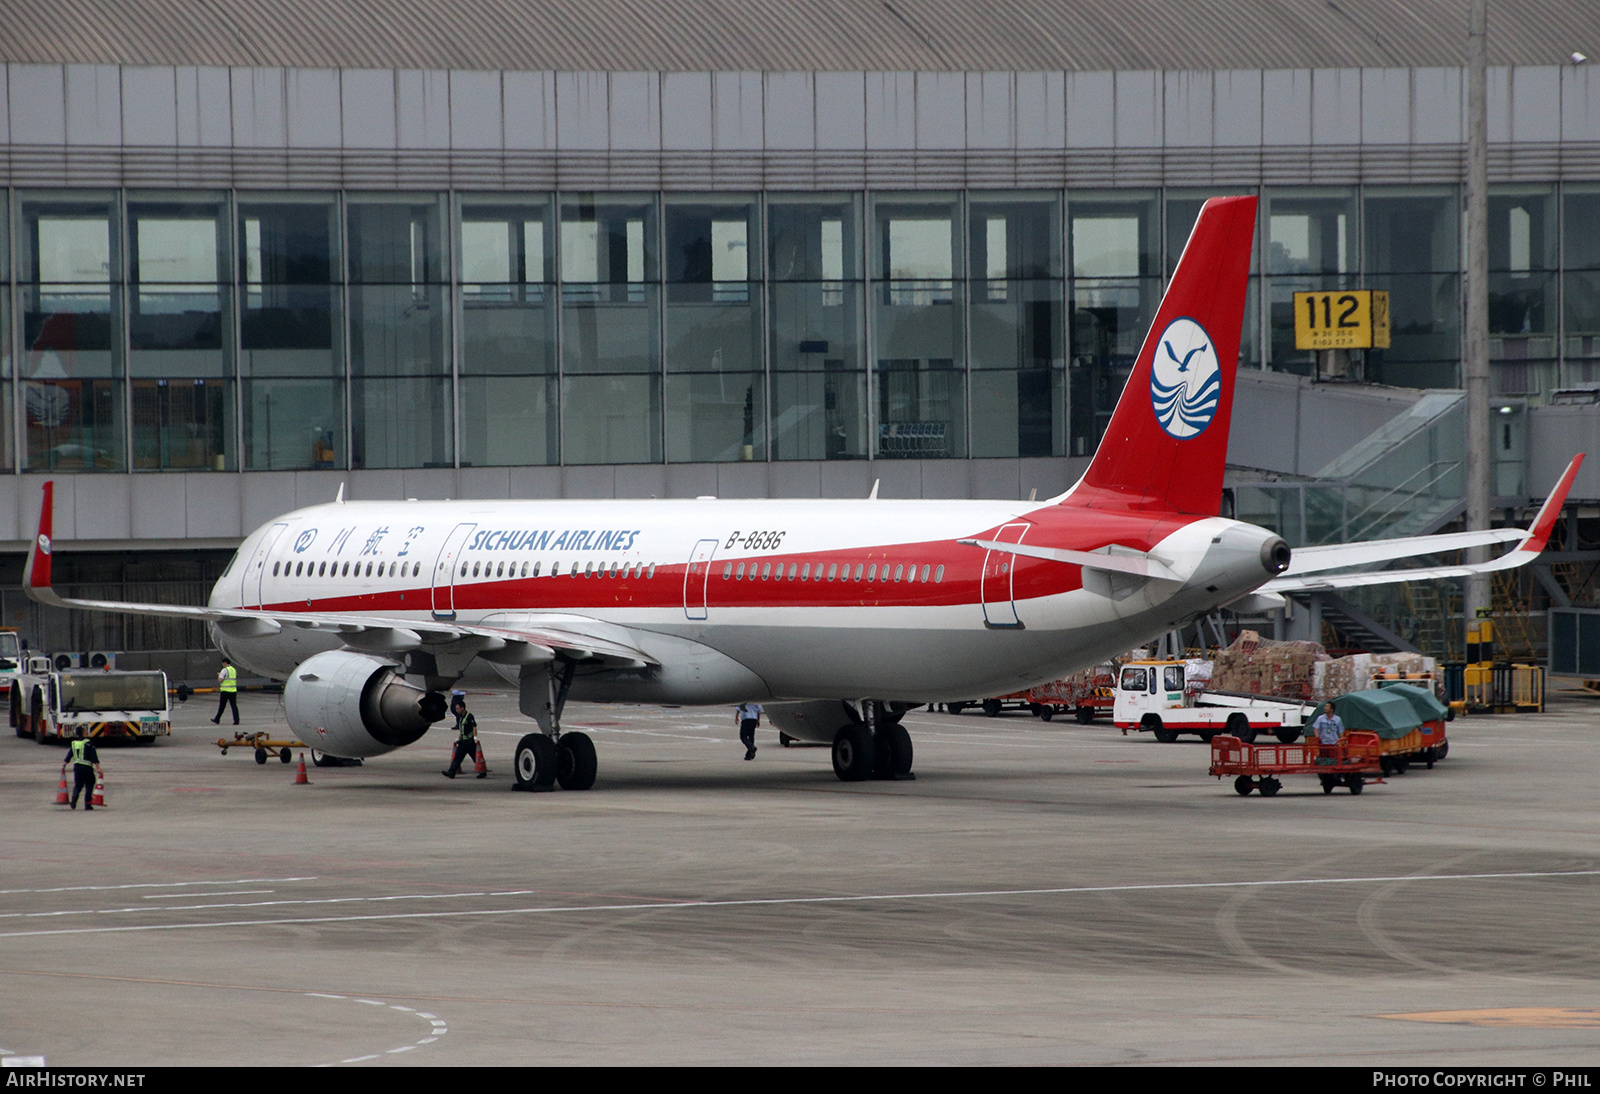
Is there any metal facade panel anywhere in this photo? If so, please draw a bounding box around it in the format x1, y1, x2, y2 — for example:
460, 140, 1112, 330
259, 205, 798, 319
65, 63, 120, 145
1311, 67, 1360, 145
1163, 70, 1212, 148
865, 72, 915, 150
1511, 65, 1560, 143
285, 67, 340, 148
1360, 68, 1409, 145
915, 71, 965, 150
1213, 69, 1261, 147
397, 69, 450, 150
1015, 71, 1061, 149
1562, 64, 1600, 144
661, 71, 711, 150
814, 71, 864, 150
340, 69, 396, 150
1114, 70, 1160, 148
121, 66, 176, 147
714, 71, 763, 151
449, 69, 502, 150
182, 471, 242, 539
1410, 66, 1461, 144
764, 71, 814, 150
503, 70, 554, 150
608, 72, 658, 150
128, 472, 190, 541
966, 72, 1013, 151
231, 66, 285, 147
1261, 68, 1310, 145
1065, 70, 1112, 147
72, 474, 132, 540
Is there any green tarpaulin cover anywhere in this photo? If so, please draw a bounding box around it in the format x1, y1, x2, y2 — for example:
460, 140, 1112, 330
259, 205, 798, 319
1331, 689, 1424, 739
1374, 681, 1449, 723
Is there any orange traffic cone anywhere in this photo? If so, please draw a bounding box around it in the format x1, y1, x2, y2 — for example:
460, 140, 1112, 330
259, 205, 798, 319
90, 779, 105, 808
54, 776, 68, 805
294, 754, 310, 785
474, 746, 488, 779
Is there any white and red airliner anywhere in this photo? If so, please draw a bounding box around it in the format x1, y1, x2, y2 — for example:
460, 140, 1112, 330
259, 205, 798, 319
22, 197, 1583, 788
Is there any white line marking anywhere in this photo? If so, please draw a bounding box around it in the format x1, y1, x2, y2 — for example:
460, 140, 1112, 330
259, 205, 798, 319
387, 1046, 415, 1054
355, 999, 385, 1006
0, 877, 316, 896
306, 993, 346, 1000
1, 868, 1593, 940
141, 890, 274, 899
341, 1055, 379, 1063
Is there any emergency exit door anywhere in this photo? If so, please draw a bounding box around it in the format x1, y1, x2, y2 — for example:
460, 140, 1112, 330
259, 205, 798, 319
683, 539, 718, 620
431, 523, 477, 619
980, 523, 1029, 628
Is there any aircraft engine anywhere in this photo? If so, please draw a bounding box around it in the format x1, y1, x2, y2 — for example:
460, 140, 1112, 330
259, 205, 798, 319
283, 649, 448, 758
764, 699, 857, 745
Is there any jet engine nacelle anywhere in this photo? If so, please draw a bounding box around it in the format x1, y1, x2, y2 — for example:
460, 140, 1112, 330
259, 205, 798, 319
764, 699, 858, 745
283, 650, 448, 758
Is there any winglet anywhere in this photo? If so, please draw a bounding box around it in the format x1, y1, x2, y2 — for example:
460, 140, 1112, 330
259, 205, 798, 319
23, 481, 62, 605
1515, 453, 1584, 555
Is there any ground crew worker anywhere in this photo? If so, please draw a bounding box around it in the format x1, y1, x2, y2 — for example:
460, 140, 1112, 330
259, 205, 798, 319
1311, 701, 1344, 766
62, 726, 103, 811
735, 701, 763, 761
211, 658, 239, 725
441, 695, 484, 779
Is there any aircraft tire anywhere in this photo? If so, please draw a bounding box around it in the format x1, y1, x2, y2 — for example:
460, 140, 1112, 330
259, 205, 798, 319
872, 722, 913, 779
556, 731, 598, 791
832, 724, 873, 782
513, 733, 558, 791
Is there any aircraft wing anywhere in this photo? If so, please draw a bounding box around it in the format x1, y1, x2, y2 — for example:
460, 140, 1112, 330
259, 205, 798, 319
21, 483, 657, 670
1261, 453, 1584, 593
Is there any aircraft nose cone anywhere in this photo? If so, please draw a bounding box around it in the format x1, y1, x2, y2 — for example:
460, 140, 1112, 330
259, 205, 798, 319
1260, 536, 1291, 575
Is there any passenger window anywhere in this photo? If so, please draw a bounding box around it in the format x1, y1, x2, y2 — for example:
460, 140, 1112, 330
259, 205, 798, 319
934, 565, 944, 583
852, 564, 863, 581
787, 564, 797, 580
894, 564, 903, 582
647, 564, 656, 578
272, 562, 280, 576
736, 562, 746, 579
761, 563, 772, 580
723, 563, 732, 579
920, 565, 931, 582
827, 563, 838, 581
533, 562, 541, 577
801, 563, 810, 581
866, 564, 877, 581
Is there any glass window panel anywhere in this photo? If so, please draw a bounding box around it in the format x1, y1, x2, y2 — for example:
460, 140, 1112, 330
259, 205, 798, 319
666, 198, 760, 377
666, 196, 757, 283
770, 281, 862, 373
875, 363, 965, 459
563, 374, 662, 464
348, 197, 445, 284
0, 298, 14, 471
1564, 269, 1600, 364
665, 371, 765, 461
872, 194, 961, 280
970, 367, 1065, 458
459, 375, 559, 466
1365, 272, 1459, 388
970, 193, 1061, 279
350, 284, 448, 377
240, 284, 342, 377
131, 378, 233, 470
25, 379, 123, 471
1488, 188, 1557, 365
238, 196, 338, 284
1262, 189, 1355, 275
771, 368, 866, 460
1069, 192, 1157, 278
1563, 185, 1600, 271
34, 219, 111, 283
1489, 187, 1556, 272
769, 195, 860, 281
563, 284, 660, 374
460, 198, 555, 376
243, 378, 344, 470
1365, 187, 1458, 273
561, 195, 656, 284
352, 376, 453, 469
1069, 277, 1159, 456
128, 198, 229, 397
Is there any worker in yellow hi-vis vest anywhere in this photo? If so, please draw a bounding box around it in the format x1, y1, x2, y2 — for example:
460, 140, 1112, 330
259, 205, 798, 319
62, 726, 103, 811
210, 657, 240, 726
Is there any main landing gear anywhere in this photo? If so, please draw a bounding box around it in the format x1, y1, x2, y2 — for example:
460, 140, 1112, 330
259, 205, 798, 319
831, 702, 915, 783
512, 659, 598, 792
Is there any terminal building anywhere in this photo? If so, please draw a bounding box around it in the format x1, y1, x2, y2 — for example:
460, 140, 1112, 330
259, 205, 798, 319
0, 0, 1597, 673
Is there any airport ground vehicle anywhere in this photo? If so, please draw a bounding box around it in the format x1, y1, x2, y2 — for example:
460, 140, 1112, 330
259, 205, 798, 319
10, 664, 172, 743
950, 663, 1118, 723
1114, 658, 1311, 743
1209, 730, 1385, 796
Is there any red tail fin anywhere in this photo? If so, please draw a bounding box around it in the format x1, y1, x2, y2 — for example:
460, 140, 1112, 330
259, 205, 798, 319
1070, 195, 1257, 515
24, 481, 54, 590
